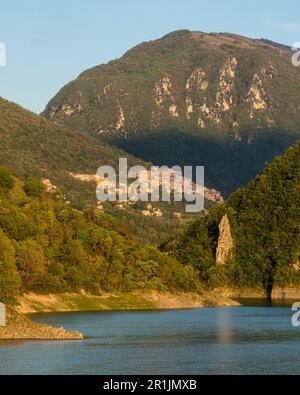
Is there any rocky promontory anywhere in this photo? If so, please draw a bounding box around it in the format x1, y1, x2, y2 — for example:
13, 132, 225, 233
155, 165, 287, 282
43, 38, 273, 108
0, 308, 83, 340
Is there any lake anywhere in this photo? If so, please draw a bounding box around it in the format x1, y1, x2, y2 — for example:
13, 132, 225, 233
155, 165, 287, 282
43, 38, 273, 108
0, 305, 300, 375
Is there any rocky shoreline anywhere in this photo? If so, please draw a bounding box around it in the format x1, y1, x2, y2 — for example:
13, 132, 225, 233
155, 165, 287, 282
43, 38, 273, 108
0, 291, 239, 341
3, 286, 298, 341
0, 308, 83, 341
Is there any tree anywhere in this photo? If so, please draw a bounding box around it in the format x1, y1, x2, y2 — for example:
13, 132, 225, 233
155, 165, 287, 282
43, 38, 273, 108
0, 170, 204, 300
0, 167, 15, 189
0, 208, 36, 241
16, 240, 46, 288
0, 232, 21, 300
24, 178, 44, 198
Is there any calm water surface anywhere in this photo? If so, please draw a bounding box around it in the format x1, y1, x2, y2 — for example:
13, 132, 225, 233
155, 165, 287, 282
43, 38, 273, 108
0, 306, 300, 375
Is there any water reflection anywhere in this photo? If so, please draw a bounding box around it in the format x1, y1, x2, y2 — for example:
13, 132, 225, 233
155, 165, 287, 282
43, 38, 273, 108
1, 306, 300, 375
217, 309, 233, 344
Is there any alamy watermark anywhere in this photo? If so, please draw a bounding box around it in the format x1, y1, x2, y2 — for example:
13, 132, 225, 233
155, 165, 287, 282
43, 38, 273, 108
96, 159, 204, 213
292, 302, 300, 327
0, 42, 6, 67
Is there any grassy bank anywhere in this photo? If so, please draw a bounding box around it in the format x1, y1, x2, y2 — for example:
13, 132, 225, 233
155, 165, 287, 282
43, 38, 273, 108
15, 287, 300, 316
16, 290, 239, 314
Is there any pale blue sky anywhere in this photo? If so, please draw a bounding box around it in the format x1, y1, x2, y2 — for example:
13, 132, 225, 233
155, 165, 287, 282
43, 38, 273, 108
0, 0, 299, 113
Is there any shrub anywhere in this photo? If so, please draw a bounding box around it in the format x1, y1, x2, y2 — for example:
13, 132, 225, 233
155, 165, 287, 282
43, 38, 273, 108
0, 167, 15, 189
24, 178, 44, 198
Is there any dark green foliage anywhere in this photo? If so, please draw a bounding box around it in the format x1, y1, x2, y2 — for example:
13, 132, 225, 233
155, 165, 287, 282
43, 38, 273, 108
171, 141, 300, 297
0, 231, 21, 301
0, 174, 202, 300
105, 204, 183, 245
0, 208, 37, 241
16, 240, 45, 288
0, 167, 15, 189
115, 129, 300, 197
24, 178, 44, 198
0, 97, 141, 206
226, 143, 300, 298
0, 97, 187, 244
173, 206, 224, 283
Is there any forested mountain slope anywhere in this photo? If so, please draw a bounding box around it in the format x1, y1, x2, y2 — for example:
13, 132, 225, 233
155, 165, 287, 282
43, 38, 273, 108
171, 140, 300, 299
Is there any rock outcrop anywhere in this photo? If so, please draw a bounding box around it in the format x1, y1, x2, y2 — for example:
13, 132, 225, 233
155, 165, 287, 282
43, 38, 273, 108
216, 214, 234, 265
0, 308, 83, 340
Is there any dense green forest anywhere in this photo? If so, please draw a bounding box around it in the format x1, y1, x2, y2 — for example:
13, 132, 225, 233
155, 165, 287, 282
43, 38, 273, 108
2, 135, 300, 303
0, 96, 143, 207
0, 168, 200, 303
171, 141, 300, 299
0, 96, 198, 245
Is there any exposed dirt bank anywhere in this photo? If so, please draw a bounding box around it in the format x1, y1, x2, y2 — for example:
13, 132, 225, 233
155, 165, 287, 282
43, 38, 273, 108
224, 287, 300, 300
141, 290, 239, 309
6, 286, 299, 341
16, 290, 239, 314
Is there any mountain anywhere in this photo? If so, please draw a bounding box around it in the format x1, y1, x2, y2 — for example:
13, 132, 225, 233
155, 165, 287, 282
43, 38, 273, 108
43, 29, 300, 196
0, 97, 182, 244
0, 95, 226, 245
0, 96, 144, 207
170, 140, 300, 300
0, 170, 201, 302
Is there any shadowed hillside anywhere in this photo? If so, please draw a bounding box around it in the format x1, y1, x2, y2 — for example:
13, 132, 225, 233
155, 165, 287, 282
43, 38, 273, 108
43, 30, 300, 195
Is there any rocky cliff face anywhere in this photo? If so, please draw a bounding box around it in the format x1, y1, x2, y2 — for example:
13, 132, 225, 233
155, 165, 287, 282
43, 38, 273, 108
44, 30, 298, 134
216, 214, 234, 265
0, 308, 83, 340
42, 30, 300, 195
